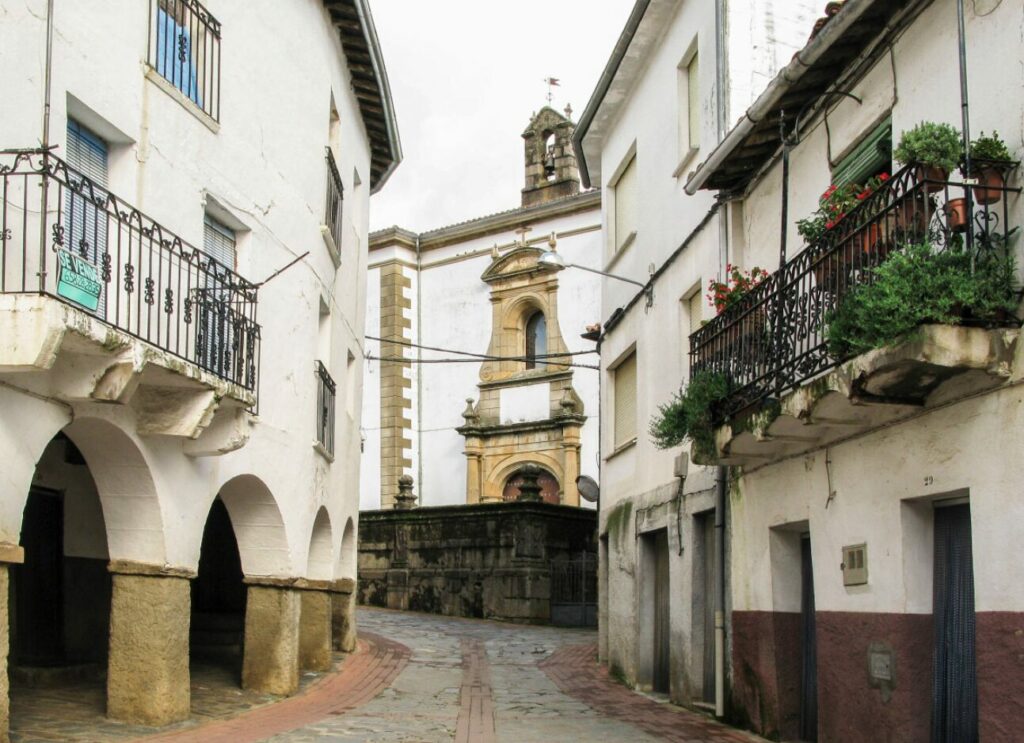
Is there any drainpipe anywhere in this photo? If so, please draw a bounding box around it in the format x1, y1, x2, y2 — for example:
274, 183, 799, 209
955, 0, 975, 266
714, 0, 728, 721
37, 0, 55, 292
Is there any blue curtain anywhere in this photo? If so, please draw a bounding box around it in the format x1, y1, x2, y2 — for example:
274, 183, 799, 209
155, 7, 203, 107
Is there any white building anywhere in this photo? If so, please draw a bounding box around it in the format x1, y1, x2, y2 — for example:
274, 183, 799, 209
0, 0, 399, 734
362, 107, 603, 510
573, 0, 814, 713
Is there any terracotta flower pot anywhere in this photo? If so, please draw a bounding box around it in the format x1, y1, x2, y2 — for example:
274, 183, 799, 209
860, 222, 883, 256
944, 198, 970, 233
916, 164, 949, 193
972, 166, 1005, 206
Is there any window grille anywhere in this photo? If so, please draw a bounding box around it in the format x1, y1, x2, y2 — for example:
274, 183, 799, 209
316, 361, 336, 456
149, 0, 221, 121
324, 149, 345, 252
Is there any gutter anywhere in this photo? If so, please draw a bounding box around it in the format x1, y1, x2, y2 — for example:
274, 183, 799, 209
352, 0, 403, 194
571, 0, 652, 189
684, 0, 880, 195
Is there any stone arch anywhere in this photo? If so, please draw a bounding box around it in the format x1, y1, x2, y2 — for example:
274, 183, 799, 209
491, 453, 565, 502
338, 516, 356, 580
306, 507, 333, 581
217, 474, 292, 576
61, 416, 166, 564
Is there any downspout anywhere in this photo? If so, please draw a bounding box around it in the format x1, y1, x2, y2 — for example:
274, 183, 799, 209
415, 235, 424, 496
38, 0, 55, 292
714, 0, 728, 721
955, 0, 975, 266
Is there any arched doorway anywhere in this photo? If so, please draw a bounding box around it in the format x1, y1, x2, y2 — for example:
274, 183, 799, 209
190, 498, 246, 682
502, 467, 560, 504
9, 430, 113, 731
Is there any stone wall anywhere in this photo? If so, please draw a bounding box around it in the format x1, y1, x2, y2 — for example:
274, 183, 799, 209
358, 502, 596, 624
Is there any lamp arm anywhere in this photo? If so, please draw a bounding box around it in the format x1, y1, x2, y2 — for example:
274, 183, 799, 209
564, 262, 647, 289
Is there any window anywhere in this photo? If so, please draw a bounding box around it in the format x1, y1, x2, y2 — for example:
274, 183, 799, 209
685, 286, 703, 375
613, 351, 638, 448
315, 361, 336, 456
149, 0, 221, 120
678, 48, 700, 158
613, 154, 638, 252
64, 120, 109, 317
196, 217, 236, 376
525, 311, 547, 370
324, 148, 345, 252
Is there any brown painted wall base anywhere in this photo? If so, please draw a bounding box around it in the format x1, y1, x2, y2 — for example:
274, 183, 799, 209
732, 610, 1024, 743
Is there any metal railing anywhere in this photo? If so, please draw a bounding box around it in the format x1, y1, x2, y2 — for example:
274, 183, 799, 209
324, 148, 344, 252
690, 163, 1020, 418
315, 360, 336, 456
147, 0, 221, 121
0, 149, 260, 392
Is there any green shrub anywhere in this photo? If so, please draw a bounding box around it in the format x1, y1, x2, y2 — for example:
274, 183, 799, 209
825, 241, 1017, 358
649, 372, 730, 460
894, 122, 963, 173
971, 131, 1012, 162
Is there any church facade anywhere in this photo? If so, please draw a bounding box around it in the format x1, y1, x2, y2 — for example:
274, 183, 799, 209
362, 107, 602, 509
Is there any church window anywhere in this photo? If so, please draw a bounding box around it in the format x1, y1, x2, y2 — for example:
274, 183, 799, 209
525, 311, 548, 370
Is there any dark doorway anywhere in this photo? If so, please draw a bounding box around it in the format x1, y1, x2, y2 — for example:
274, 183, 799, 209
191, 498, 246, 679
799, 534, 818, 742
14, 488, 64, 666
932, 503, 977, 743
651, 529, 670, 693
698, 512, 716, 704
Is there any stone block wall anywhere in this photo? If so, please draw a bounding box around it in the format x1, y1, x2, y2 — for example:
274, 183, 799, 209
357, 502, 596, 625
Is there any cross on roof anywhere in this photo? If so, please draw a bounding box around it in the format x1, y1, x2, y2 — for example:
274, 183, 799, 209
514, 225, 532, 246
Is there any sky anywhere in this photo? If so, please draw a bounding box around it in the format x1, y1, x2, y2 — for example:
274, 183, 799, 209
366, 0, 635, 234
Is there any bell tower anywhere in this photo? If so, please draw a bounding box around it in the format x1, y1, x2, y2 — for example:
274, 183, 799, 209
521, 106, 580, 208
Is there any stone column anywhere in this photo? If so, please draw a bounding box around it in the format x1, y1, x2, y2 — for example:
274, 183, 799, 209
331, 578, 357, 652
0, 543, 23, 743
296, 581, 332, 672
106, 561, 193, 726
242, 580, 301, 696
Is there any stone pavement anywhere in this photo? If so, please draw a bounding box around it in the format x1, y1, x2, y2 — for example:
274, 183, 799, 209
11, 607, 766, 742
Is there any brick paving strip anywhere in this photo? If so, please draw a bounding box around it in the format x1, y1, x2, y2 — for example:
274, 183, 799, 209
138, 632, 410, 743
454, 637, 497, 743
540, 643, 765, 743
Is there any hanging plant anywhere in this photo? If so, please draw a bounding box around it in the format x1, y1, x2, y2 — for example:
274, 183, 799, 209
649, 372, 730, 461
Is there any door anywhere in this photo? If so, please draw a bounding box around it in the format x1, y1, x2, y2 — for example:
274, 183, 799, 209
64, 120, 109, 317
197, 216, 237, 376
799, 534, 818, 741
14, 488, 64, 666
932, 503, 977, 743
652, 529, 670, 693
700, 513, 716, 703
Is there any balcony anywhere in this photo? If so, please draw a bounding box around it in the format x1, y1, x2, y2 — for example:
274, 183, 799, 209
689, 163, 1020, 465
0, 149, 260, 451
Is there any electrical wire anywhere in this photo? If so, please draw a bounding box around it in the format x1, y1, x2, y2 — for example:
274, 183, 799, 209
366, 354, 599, 370
365, 335, 599, 361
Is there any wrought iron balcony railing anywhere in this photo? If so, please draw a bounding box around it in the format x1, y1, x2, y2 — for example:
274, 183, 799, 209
324, 148, 344, 252
0, 149, 260, 392
690, 162, 1019, 419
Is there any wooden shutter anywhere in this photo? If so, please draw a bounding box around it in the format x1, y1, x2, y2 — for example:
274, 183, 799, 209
833, 118, 892, 186
613, 352, 637, 446
688, 290, 703, 334
687, 54, 700, 151
614, 155, 637, 251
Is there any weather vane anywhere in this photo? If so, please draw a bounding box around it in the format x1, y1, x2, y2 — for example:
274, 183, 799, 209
544, 77, 560, 105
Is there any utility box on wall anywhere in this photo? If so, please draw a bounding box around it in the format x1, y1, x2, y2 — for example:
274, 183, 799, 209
842, 543, 868, 586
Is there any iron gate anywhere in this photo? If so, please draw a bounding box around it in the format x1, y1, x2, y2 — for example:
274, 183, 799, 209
550, 552, 597, 627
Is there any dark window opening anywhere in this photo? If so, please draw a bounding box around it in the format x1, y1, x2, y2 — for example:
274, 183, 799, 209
525, 311, 547, 370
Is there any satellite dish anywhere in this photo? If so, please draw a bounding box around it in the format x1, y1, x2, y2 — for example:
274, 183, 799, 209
576, 475, 600, 503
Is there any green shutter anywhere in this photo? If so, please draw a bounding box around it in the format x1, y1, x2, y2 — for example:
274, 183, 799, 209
832, 118, 892, 186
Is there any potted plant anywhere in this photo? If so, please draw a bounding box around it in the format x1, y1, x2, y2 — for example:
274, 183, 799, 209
707, 264, 770, 345
969, 131, 1013, 205
894, 122, 963, 192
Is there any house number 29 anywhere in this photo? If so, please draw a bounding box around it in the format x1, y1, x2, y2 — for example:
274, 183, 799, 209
924, 476, 934, 487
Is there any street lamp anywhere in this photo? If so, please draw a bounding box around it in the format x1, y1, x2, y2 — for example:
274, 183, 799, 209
538, 249, 653, 308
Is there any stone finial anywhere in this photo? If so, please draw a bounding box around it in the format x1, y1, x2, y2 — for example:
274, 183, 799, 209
559, 387, 577, 415
461, 398, 479, 424
548, 231, 557, 249
516, 464, 544, 502
491, 243, 500, 259
564, 103, 573, 120
394, 475, 417, 510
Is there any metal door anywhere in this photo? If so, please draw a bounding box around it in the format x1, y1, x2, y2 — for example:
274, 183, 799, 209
652, 529, 670, 693
800, 534, 818, 742
550, 552, 597, 627
932, 503, 977, 743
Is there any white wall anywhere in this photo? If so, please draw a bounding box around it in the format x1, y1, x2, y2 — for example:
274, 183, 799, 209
0, 0, 382, 579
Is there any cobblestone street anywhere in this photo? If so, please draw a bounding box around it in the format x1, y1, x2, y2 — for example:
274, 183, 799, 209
10, 608, 767, 742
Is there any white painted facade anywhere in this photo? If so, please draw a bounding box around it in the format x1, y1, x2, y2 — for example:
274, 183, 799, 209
361, 195, 603, 509
574, 0, 817, 707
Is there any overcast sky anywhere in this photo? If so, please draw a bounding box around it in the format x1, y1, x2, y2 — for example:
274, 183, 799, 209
367, 0, 634, 234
